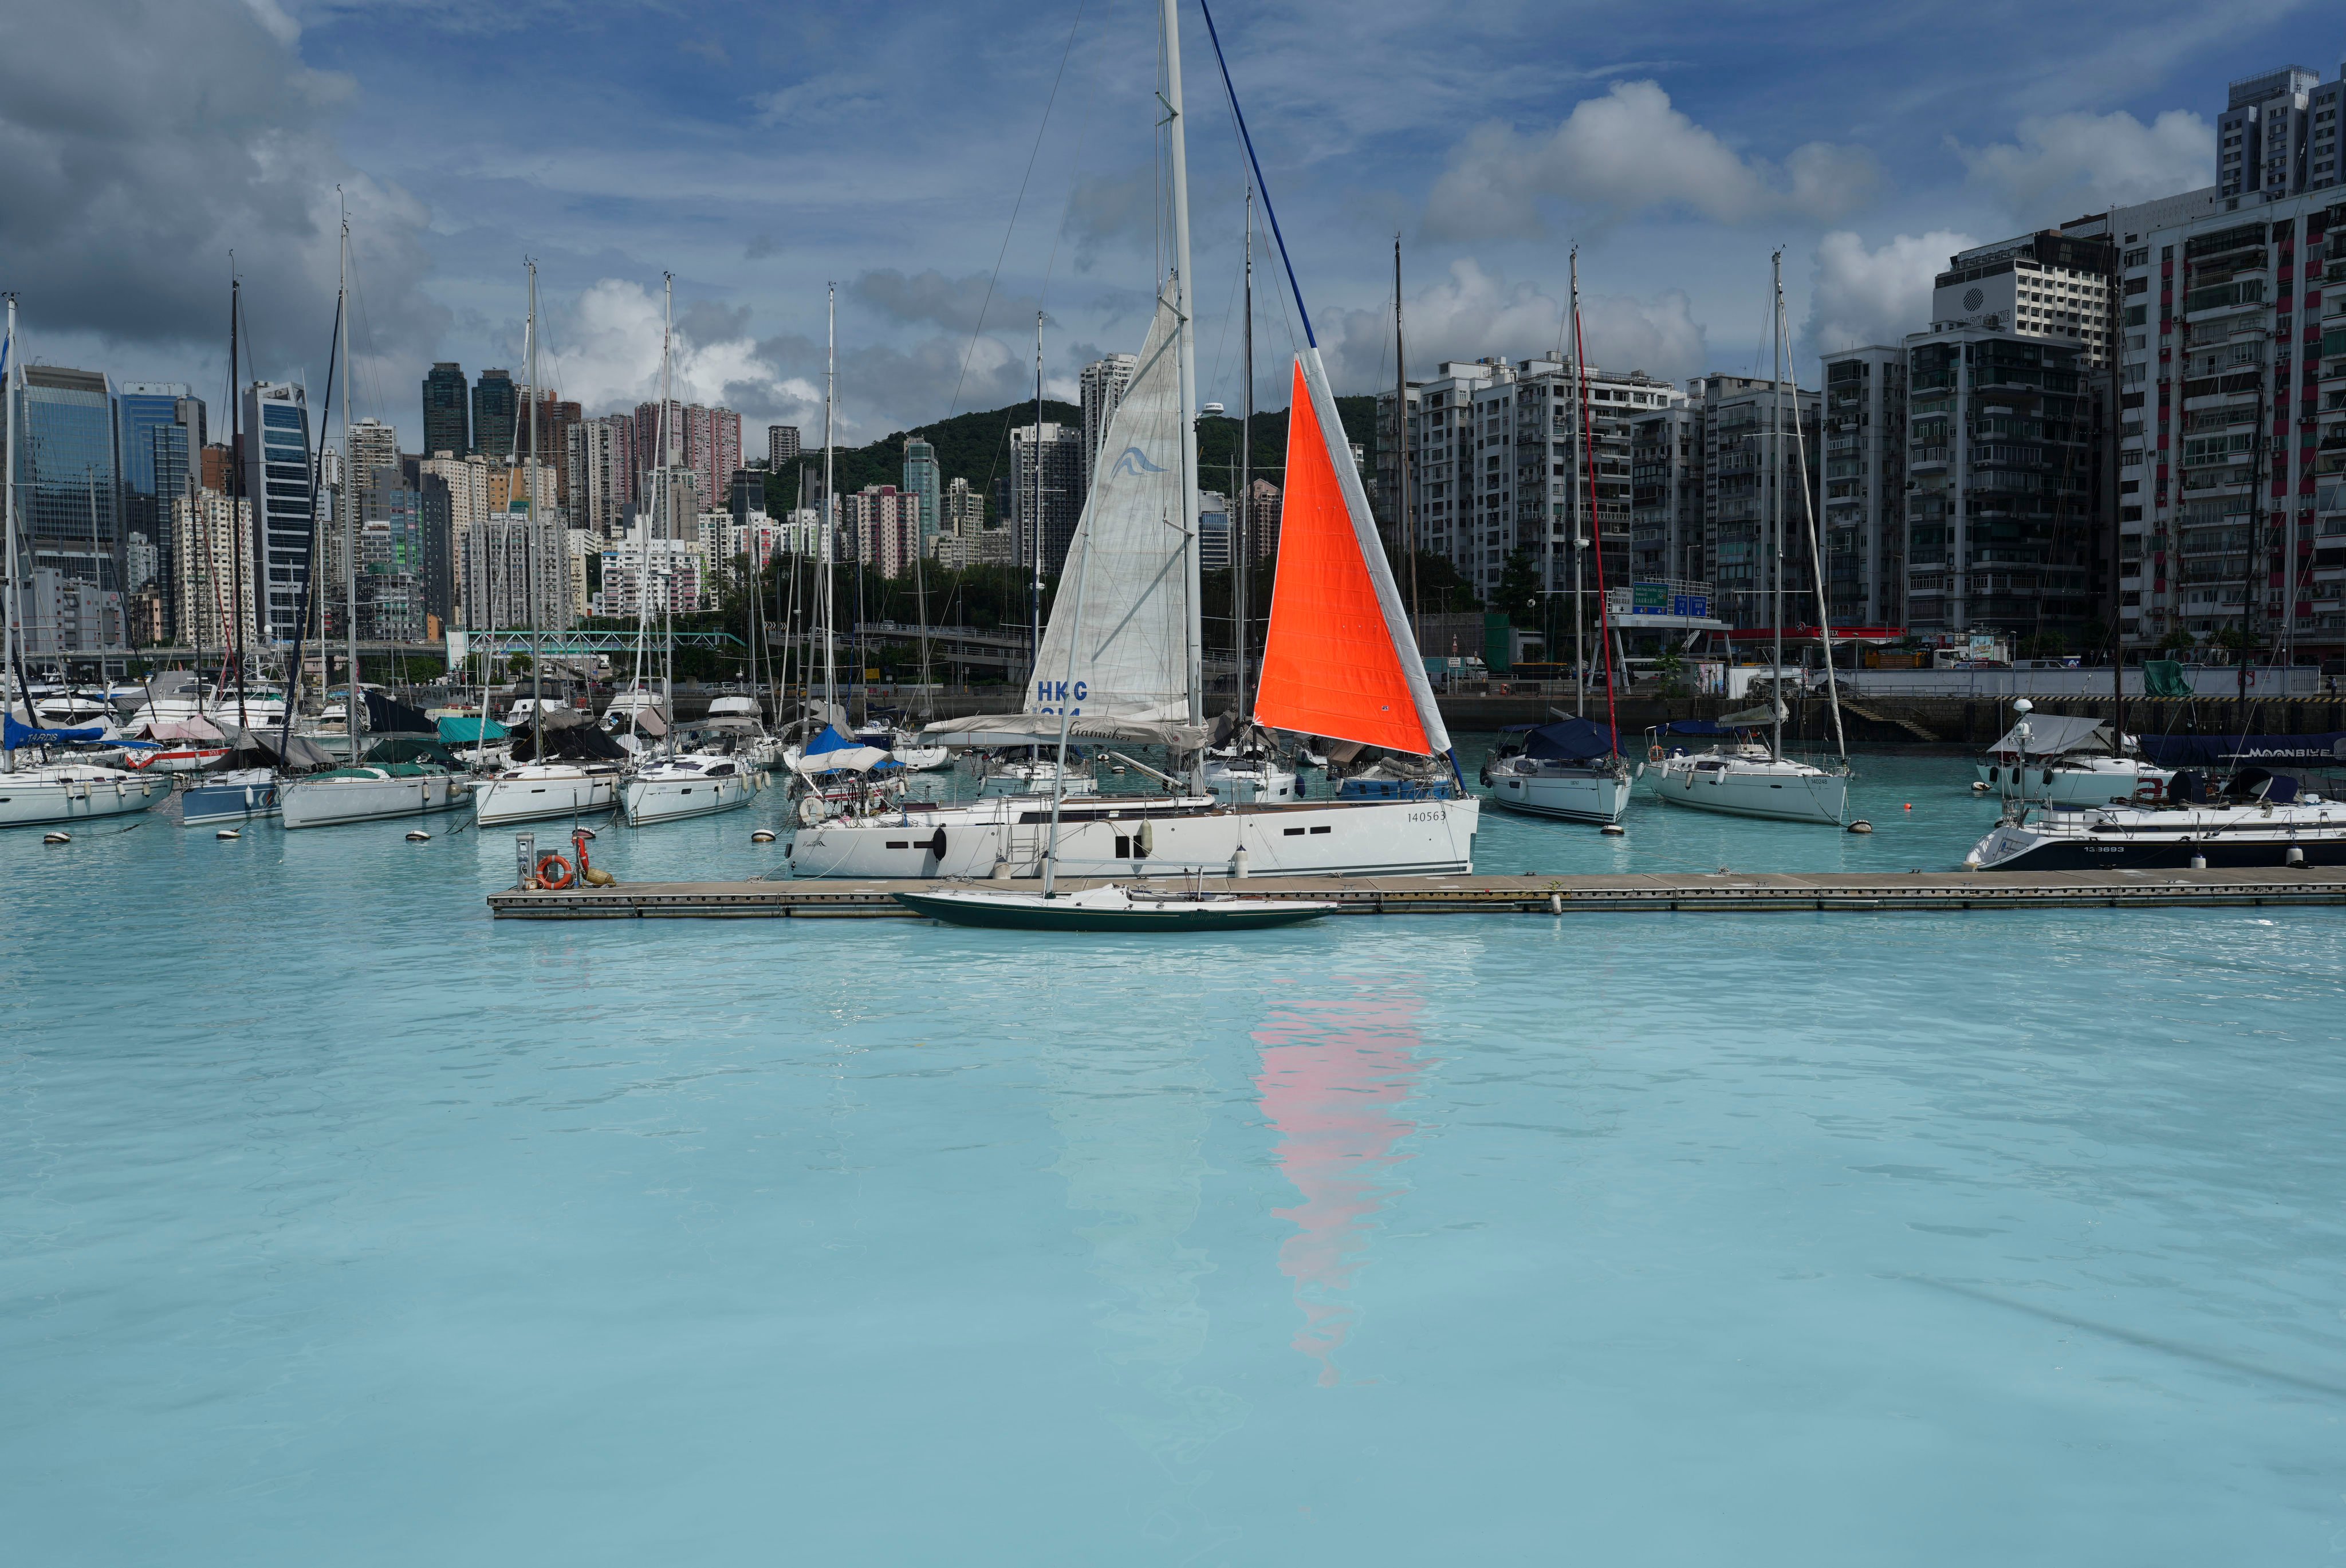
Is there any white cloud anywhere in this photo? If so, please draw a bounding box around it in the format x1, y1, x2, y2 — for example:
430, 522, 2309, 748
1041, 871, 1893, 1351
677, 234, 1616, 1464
1317, 258, 1707, 393
1803, 230, 1977, 356
1957, 109, 2214, 226
1424, 81, 1880, 239
548, 278, 817, 420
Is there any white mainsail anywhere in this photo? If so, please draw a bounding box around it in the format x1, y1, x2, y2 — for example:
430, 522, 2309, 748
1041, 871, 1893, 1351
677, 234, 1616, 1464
1026, 292, 1189, 724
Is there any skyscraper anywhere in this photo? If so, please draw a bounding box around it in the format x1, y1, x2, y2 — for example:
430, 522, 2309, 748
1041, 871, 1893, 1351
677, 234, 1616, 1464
241, 381, 313, 641
422, 363, 469, 456
473, 369, 517, 460
769, 424, 801, 466
1007, 422, 1083, 574
902, 435, 940, 538
1080, 353, 1138, 498
117, 383, 204, 636
17, 365, 123, 594
345, 416, 400, 500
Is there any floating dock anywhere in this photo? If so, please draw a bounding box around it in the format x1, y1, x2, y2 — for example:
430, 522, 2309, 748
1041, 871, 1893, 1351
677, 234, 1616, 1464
489, 867, 2346, 920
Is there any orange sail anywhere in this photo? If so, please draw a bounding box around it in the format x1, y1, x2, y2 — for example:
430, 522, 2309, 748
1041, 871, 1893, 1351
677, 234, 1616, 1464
1254, 352, 1448, 755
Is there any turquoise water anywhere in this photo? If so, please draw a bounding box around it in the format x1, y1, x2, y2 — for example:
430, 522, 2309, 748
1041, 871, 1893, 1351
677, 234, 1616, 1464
6, 744, 2345, 1564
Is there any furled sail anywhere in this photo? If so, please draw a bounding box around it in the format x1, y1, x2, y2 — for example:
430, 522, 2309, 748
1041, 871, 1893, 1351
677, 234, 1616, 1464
1026, 292, 1190, 724
1252, 348, 1448, 756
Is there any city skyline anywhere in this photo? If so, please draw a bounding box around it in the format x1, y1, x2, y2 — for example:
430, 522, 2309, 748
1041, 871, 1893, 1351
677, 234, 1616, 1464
4, 1, 2331, 446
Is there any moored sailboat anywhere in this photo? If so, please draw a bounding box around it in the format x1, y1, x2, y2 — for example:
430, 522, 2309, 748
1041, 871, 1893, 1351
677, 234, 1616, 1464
788, 1, 1477, 881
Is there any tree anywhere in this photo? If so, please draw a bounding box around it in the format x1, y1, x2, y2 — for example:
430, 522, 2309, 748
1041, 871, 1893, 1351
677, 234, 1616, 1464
1493, 550, 1544, 632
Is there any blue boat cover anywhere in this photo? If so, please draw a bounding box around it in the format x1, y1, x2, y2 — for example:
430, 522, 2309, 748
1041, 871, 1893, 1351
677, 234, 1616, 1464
4, 716, 105, 747
1655, 718, 1728, 736
804, 724, 860, 757
2138, 731, 2346, 768
1521, 717, 1619, 761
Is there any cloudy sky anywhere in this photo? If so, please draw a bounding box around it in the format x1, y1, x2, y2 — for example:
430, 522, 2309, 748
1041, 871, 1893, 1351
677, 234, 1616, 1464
3, 0, 2331, 455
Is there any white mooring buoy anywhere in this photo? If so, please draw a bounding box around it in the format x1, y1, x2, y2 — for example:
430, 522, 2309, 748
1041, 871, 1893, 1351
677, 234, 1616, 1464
42, 831, 71, 845
751, 829, 777, 844
215, 828, 240, 841
1847, 820, 1874, 834
406, 830, 431, 842
1600, 823, 1626, 837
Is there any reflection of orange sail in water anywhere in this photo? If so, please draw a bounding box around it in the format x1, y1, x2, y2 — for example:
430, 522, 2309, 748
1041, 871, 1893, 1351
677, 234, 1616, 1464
1253, 991, 1426, 1386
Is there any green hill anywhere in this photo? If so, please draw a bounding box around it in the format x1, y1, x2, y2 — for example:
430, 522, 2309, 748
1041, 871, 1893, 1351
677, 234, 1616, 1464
761, 393, 1380, 519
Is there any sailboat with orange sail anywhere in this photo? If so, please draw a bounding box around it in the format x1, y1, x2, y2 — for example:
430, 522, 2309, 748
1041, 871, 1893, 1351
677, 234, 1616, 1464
789, 0, 1478, 887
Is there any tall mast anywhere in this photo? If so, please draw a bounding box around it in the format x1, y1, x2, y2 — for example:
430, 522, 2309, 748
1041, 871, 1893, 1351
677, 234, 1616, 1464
1162, 0, 1202, 730
2, 294, 18, 770
1781, 268, 1844, 762
1394, 234, 1415, 645
2107, 239, 2125, 750
343, 200, 360, 758
230, 275, 247, 726
1237, 187, 1253, 714
526, 256, 543, 761
1570, 246, 1585, 716
1029, 309, 1044, 692
659, 273, 675, 742
821, 283, 837, 716
1573, 266, 1622, 753
1770, 249, 1784, 762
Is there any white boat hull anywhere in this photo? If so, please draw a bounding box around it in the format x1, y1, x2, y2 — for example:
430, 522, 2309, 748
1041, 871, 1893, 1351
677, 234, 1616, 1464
786, 794, 1480, 880
280, 773, 470, 829
473, 771, 620, 826
621, 768, 764, 825
1487, 765, 1631, 824
1650, 757, 1848, 825
0, 770, 169, 829
1976, 756, 2172, 806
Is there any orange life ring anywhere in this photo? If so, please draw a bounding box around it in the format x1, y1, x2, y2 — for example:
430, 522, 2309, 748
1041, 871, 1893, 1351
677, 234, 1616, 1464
1648, 744, 1666, 762
536, 853, 575, 889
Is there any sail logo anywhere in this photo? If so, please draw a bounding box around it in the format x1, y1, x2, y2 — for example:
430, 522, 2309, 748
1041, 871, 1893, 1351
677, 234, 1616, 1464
1036, 680, 1088, 704
1108, 446, 1164, 477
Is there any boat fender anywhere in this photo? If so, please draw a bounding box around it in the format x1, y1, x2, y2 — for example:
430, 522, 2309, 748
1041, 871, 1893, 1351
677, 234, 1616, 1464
1135, 821, 1153, 858
536, 853, 575, 890
582, 866, 617, 887
1231, 844, 1250, 879
928, 826, 947, 859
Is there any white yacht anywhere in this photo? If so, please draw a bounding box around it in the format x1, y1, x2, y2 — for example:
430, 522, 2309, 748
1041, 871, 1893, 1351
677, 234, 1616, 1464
1975, 710, 2171, 806
1483, 719, 1631, 825
280, 762, 471, 829
472, 711, 631, 825
620, 748, 765, 825
1966, 768, 2346, 870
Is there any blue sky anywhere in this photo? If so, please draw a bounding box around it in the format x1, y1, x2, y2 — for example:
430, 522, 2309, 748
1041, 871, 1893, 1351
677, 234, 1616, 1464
3, 0, 2333, 451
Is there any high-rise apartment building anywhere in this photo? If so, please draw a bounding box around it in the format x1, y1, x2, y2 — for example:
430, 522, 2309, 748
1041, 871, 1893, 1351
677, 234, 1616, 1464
769, 424, 801, 466
459, 506, 573, 635
422, 363, 470, 457
1381, 357, 1686, 601
117, 383, 205, 639
632, 399, 739, 522
1079, 353, 1138, 498
2056, 177, 2345, 662
1696, 375, 1824, 632
1628, 401, 1703, 584
1817, 347, 1909, 627
1928, 229, 2117, 365
519, 391, 581, 512
1005, 422, 1083, 574
471, 370, 517, 460
345, 416, 400, 501
839, 484, 924, 578
1897, 329, 2097, 643
902, 436, 940, 538
569, 415, 634, 535
171, 488, 255, 655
